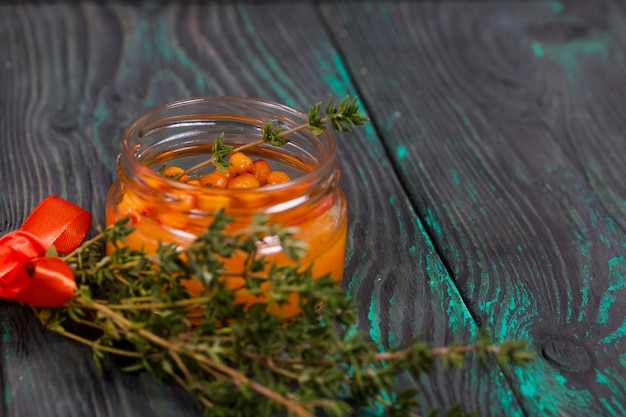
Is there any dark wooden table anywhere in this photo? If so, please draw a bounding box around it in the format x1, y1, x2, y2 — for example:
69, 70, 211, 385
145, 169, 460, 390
1, 1, 625, 416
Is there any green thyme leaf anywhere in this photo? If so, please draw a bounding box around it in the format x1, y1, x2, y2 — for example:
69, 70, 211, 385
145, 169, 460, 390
261, 120, 288, 146
211, 132, 234, 173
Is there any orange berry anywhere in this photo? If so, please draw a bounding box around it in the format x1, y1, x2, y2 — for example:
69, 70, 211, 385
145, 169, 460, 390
161, 166, 188, 182
196, 194, 231, 212
227, 152, 254, 176
265, 171, 290, 185
252, 159, 271, 186
199, 172, 229, 188
174, 192, 196, 210
186, 179, 202, 186
228, 173, 260, 189
159, 212, 190, 230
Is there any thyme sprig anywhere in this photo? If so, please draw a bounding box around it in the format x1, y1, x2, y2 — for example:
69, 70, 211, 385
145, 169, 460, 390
182, 95, 369, 176
34, 213, 534, 417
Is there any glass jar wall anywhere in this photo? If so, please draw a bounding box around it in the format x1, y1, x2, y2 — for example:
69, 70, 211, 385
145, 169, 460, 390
106, 97, 347, 317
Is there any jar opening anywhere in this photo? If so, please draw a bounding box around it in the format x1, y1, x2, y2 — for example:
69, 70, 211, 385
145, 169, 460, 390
117, 97, 339, 216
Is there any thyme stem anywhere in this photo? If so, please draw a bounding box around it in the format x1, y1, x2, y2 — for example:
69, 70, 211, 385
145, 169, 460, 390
180, 95, 367, 178
73, 296, 316, 417
182, 138, 266, 176
61, 232, 105, 262
48, 326, 142, 358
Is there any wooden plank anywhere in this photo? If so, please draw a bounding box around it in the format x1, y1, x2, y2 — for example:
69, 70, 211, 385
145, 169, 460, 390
0, 2, 521, 416
321, 1, 626, 416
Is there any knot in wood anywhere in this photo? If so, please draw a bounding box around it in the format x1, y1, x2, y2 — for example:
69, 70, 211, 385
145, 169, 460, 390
541, 339, 593, 373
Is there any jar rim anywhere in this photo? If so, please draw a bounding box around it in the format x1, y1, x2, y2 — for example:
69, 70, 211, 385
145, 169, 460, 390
118, 96, 339, 213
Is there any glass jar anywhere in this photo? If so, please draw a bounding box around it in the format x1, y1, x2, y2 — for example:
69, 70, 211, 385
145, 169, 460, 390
106, 97, 347, 317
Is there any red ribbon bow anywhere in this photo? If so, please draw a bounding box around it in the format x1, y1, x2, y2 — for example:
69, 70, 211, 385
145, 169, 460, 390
0, 196, 91, 307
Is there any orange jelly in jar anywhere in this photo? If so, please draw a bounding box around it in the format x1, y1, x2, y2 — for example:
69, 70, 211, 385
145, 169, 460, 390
105, 97, 347, 318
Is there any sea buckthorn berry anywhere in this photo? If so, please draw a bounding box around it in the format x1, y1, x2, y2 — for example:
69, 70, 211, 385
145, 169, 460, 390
227, 152, 254, 176
161, 166, 188, 182
175, 192, 196, 210
159, 212, 190, 230
199, 172, 229, 188
265, 171, 290, 185
228, 173, 260, 189
252, 159, 271, 186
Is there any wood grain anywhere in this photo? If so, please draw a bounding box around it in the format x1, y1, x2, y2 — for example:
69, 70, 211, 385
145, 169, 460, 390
0, 2, 521, 416
322, 2, 626, 416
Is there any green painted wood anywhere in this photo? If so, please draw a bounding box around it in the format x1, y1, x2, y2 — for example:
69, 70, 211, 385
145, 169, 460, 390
0, 2, 522, 417
322, 1, 626, 416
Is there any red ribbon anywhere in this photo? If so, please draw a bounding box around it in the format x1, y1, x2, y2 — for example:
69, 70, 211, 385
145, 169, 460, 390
0, 196, 91, 307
